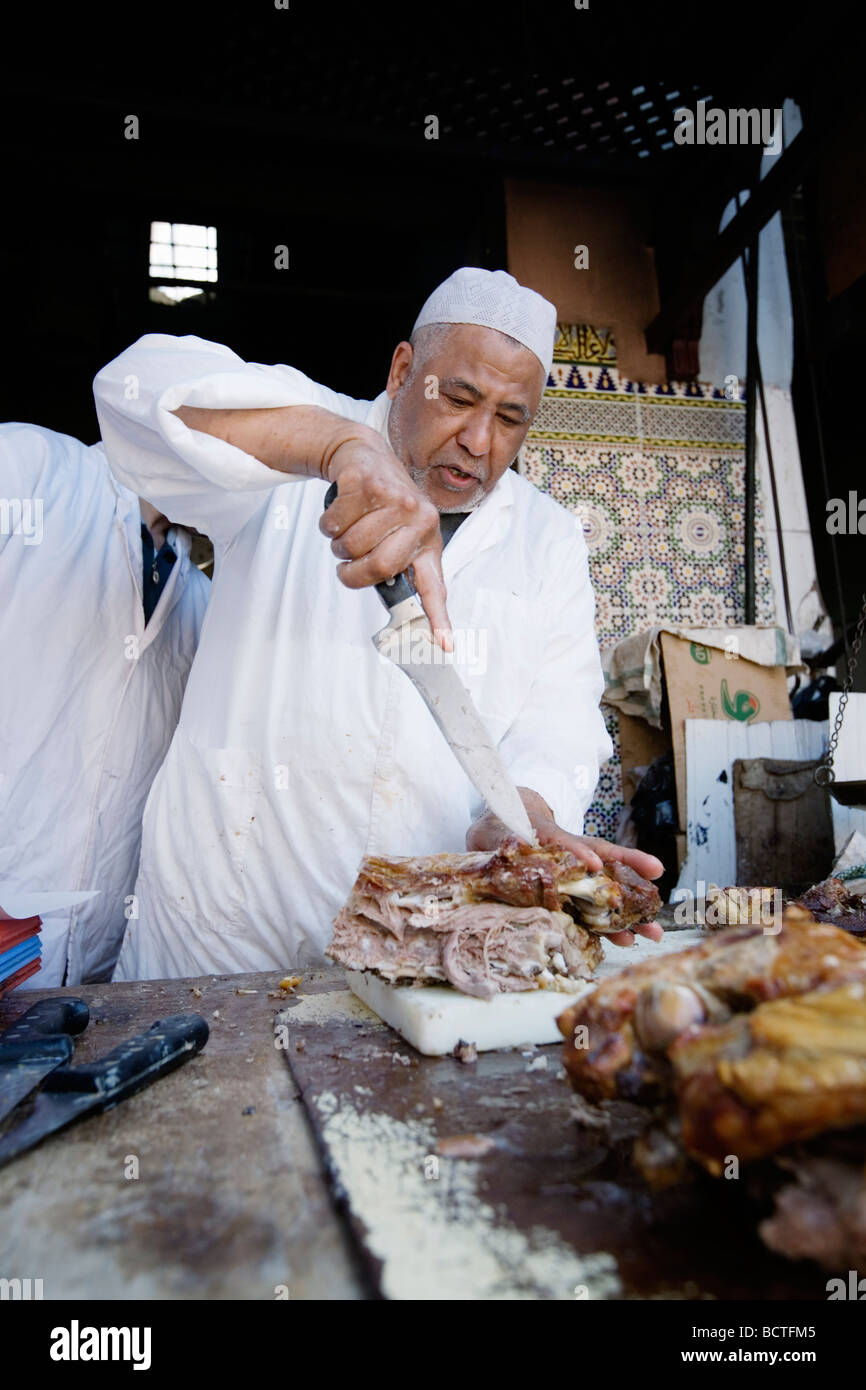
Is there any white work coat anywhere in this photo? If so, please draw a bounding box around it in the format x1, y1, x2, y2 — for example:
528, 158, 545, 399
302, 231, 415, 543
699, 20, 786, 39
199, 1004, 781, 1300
94, 335, 612, 981
0, 423, 210, 985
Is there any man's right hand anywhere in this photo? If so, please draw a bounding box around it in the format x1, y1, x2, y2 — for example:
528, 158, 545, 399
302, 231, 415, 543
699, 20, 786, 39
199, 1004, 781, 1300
172, 402, 452, 647
320, 427, 452, 648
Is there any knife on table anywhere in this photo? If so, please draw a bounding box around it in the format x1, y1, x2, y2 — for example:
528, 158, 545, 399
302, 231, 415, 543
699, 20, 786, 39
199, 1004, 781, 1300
0, 997, 90, 1124
323, 481, 536, 844
0, 1013, 209, 1169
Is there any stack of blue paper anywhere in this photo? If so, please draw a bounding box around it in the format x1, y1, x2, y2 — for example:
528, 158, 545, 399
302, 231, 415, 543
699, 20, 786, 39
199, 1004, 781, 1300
0, 916, 42, 996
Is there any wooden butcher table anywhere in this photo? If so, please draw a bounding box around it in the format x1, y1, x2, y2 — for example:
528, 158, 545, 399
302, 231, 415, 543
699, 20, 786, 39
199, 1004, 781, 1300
0, 969, 369, 1301
0, 950, 825, 1300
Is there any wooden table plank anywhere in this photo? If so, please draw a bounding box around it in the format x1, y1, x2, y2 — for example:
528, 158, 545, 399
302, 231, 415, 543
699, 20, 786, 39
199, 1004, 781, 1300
0, 971, 368, 1301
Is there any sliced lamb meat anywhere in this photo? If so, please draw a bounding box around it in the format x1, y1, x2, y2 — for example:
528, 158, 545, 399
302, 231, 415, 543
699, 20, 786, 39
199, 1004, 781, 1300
565, 861, 661, 934
326, 842, 650, 998
334, 842, 660, 934
329, 900, 602, 999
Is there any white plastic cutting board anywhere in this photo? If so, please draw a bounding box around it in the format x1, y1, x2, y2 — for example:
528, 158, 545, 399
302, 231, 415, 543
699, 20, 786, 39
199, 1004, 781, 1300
347, 928, 705, 1055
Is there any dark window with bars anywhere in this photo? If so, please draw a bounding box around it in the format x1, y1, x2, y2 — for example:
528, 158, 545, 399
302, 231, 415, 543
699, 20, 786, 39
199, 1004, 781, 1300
149, 222, 217, 304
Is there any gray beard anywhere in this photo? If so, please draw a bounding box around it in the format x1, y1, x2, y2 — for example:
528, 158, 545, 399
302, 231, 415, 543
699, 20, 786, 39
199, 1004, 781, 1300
407, 462, 485, 513
388, 409, 484, 512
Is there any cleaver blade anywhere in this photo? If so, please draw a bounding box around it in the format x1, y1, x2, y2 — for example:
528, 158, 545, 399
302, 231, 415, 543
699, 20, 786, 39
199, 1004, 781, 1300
321, 480, 536, 845
374, 597, 537, 845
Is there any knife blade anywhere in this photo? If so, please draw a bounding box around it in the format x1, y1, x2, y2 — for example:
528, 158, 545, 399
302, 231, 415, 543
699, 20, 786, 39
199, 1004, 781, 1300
0, 997, 90, 1124
373, 597, 536, 842
0, 1013, 209, 1169
323, 482, 536, 844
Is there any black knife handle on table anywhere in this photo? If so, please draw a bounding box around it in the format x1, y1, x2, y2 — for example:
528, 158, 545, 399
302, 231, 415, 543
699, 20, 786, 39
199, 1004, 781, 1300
0, 1035, 74, 1067
0, 997, 90, 1044
44, 1014, 209, 1107
322, 479, 418, 610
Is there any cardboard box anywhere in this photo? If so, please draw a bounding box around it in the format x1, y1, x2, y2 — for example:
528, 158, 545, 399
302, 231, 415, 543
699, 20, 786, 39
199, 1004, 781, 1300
659, 631, 792, 830
617, 709, 672, 805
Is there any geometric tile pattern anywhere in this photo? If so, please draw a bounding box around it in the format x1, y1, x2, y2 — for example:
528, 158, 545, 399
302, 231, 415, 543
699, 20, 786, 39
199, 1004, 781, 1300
520, 328, 777, 840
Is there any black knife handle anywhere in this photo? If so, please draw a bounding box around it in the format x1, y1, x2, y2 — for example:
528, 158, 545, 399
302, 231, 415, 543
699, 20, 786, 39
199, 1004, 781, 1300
1, 997, 89, 1044
322, 480, 418, 610
0, 1035, 74, 1067
43, 1014, 209, 1107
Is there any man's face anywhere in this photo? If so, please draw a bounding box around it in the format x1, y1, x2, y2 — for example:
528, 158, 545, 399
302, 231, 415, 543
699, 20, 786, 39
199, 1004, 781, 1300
385, 323, 545, 512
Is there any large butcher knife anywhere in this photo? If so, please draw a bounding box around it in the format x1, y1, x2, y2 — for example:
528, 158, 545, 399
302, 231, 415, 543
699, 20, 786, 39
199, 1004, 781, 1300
323, 481, 536, 844
0, 1014, 209, 1169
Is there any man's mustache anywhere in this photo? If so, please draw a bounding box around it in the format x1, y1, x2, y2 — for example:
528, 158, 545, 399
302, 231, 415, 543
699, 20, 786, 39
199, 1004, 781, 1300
429, 457, 487, 485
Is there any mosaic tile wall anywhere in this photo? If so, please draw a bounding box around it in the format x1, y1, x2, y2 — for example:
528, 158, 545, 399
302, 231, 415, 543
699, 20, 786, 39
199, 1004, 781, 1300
520, 324, 777, 840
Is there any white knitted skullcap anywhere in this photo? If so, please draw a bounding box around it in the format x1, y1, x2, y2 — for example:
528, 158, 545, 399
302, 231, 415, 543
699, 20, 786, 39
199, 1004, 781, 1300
412, 267, 556, 378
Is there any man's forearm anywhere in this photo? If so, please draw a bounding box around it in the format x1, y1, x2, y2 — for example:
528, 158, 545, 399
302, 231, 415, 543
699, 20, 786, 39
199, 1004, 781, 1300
172, 403, 372, 481
173, 397, 450, 639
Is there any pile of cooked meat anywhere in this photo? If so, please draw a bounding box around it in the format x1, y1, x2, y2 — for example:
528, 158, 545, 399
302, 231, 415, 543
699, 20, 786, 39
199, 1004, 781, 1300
327, 843, 661, 999
557, 908, 866, 1269
328, 842, 866, 1265
792, 875, 866, 933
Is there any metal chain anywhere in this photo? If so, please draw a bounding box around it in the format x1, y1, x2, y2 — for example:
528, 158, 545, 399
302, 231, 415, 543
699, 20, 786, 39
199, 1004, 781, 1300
815, 591, 866, 786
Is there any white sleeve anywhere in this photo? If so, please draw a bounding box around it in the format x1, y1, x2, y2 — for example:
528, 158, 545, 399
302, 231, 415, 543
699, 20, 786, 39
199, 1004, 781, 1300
0, 424, 101, 547
93, 333, 357, 546
497, 524, 613, 834
0, 423, 78, 495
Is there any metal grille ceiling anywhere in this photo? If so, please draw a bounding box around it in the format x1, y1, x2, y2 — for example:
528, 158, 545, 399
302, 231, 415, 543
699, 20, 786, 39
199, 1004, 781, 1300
142, 50, 780, 178
7, 3, 798, 183
283, 71, 722, 160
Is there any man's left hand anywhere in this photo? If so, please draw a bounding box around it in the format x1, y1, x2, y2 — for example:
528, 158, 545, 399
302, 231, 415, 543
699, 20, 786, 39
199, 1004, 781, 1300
466, 789, 664, 949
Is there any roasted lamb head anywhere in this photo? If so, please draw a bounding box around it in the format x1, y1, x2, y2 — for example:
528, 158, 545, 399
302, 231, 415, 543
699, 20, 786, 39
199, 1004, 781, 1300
671, 980, 866, 1173
558, 914, 866, 1103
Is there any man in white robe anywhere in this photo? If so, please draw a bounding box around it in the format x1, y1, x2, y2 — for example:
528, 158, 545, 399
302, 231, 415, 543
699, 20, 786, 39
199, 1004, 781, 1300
0, 423, 210, 984
94, 268, 663, 981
